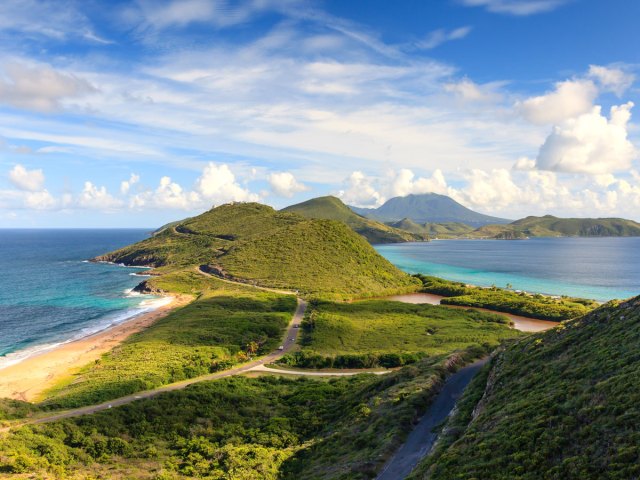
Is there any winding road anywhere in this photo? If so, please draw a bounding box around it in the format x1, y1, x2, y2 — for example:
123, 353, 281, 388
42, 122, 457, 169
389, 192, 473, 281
376, 358, 489, 480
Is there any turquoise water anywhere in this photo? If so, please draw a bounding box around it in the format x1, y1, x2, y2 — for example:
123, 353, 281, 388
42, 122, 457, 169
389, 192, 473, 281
0, 229, 162, 369
376, 237, 640, 302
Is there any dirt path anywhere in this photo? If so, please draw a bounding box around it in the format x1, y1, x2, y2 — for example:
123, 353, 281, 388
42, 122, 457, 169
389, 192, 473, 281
376, 358, 489, 480
196, 265, 298, 296
250, 364, 390, 376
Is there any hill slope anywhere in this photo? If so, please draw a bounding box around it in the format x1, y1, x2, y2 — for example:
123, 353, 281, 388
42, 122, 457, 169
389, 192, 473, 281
413, 295, 640, 479
463, 215, 640, 239
351, 193, 510, 226
282, 196, 427, 243
95, 202, 418, 298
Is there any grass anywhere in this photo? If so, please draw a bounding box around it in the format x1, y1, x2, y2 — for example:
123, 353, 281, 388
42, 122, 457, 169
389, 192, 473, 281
417, 274, 597, 321
96, 202, 420, 299
0, 350, 485, 479
282, 195, 427, 244
40, 272, 296, 409
412, 295, 640, 480
278, 299, 521, 369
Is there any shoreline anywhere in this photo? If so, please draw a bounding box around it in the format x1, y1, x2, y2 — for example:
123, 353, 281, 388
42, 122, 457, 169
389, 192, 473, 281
0, 294, 191, 402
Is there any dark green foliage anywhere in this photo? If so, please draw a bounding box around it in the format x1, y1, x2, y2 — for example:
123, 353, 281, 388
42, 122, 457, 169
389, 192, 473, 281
41, 275, 296, 409
417, 274, 597, 321
277, 299, 518, 369
0, 399, 41, 422
415, 296, 640, 480
282, 196, 427, 243
0, 353, 481, 479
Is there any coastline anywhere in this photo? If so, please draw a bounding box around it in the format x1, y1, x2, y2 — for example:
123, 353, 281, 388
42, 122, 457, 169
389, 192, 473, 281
0, 294, 191, 402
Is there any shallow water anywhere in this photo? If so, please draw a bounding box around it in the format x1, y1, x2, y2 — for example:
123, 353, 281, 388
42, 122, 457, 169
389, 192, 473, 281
376, 237, 640, 302
0, 229, 158, 369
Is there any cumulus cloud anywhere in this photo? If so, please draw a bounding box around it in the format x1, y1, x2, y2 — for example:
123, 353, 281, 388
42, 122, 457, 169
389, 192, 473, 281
77, 182, 123, 210
130, 176, 199, 210
268, 172, 307, 197
513, 157, 536, 171
415, 26, 472, 50
459, 0, 570, 15
389, 169, 449, 197
0, 62, 95, 112
337, 171, 384, 208
8, 164, 45, 191
517, 79, 598, 125
588, 65, 635, 96
24, 190, 56, 210
194, 162, 259, 204
120, 173, 140, 195
536, 102, 637, 174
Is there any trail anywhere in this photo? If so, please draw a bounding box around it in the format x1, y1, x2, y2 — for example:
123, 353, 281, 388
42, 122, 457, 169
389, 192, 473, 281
376, 358, 489, 480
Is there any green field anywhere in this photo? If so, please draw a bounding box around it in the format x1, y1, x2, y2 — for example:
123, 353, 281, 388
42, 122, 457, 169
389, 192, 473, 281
411, 295, 640, 480
278, 299, 521, 369
418, 274, 597, 321
0, 350, 485, 480
96, 202, 420, 299
40, 272, 296, 409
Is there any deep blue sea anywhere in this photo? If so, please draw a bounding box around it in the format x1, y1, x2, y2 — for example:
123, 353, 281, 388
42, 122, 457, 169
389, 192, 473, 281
0, 229, 165, 370
376, 237, 640, 302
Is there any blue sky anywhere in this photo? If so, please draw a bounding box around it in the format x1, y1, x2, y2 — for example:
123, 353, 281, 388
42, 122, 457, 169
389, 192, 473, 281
0, 0, 639, 227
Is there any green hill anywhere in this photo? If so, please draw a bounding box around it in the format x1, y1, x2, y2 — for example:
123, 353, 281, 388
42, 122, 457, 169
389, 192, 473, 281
282, 196, 427, 243
387, 217, 429, 235
462, 215, 640, 239
351, 193, 510, 226
424, 222, 476, 238
94, 202, 419, 298
412, 295, 640, 479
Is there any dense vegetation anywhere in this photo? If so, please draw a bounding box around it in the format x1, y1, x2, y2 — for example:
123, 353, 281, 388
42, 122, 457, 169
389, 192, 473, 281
282, 196, 427, 243
412, 296, 640, 480
95, 202, 419, 299
40, 272, 296, 409
350, 193, 509, 226
278, 299, 520, 369
0, 350, 486, 479
417, 275, 597, 321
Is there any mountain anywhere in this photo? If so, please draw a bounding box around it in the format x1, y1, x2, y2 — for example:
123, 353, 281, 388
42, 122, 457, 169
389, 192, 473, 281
351, 193, 511, 226
94, 202, 419, 298
423, 222, 476, 238
464, 215, 640, 239
413, 295, 640, 479
282, 196, 427, 243
386, 218, 429, 235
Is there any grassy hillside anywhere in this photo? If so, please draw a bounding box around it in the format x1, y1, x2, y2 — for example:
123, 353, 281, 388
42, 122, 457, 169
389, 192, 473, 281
511, 215, 640, 237
283, 196, 427, 244
413, 295, 640, 480
423, 222, 475, 238
40, 271, 296, 409
0, 351, 486, 479
386, 218, 429, 235
278, 299, 520, 369
95, 202, 419, 299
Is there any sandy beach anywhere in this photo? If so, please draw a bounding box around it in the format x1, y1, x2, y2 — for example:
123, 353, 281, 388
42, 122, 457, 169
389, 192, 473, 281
0, 295, 191, 402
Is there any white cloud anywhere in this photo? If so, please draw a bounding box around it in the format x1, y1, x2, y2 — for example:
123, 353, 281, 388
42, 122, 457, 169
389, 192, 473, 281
588, 65, 635, 96
388, 168, 449, 197
8, 164, 45, 191
513, 156, 536, 171
337, 171, 384, 208
77, 182, 123, 210
460, 0, 570, 15
120, 173, 140, 195
0, 62, 94, 112
536, 102, 637, 174
268, 172, 307, 197
444, 78, 503, 102
415, 26, 472, 50
517, 79, 598, 125
24, 190, 56, 210
194, 162, 260, 204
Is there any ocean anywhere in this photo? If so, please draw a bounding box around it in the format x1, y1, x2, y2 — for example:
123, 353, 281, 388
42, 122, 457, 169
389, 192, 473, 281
376, 237, 640, 302
0, 229, 167, 370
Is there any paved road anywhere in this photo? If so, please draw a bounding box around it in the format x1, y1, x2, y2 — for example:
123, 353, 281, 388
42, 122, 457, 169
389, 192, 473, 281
8, 298, 307, 428
376, 358, 489, 480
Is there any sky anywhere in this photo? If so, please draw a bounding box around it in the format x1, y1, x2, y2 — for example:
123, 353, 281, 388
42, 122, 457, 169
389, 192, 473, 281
0, 0, 639, 227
